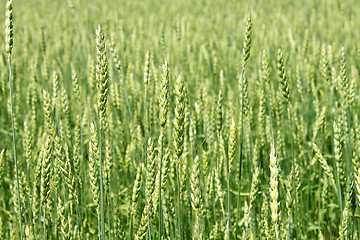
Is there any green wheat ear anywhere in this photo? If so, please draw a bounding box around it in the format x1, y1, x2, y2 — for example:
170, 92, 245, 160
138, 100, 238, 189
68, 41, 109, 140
312, 143, 336, 190
173, 74, 185, 161
246, 167, 260, 236
277, 49, 290, 105
61, 143, 79, 204
136, 206, 149, 240
144, 51, 151, 88
89, 122, 100, 214
269, 143, 280, 240
146, 138, 156, 215
41, 136, 52, 208
131, 166, 142, 224
43, 90, 55, 137
191, 155, 202, 239
95, 25, 108, 240
158, 59, 169, 239
5, 0, 13, 57
72, 67, 80, 103
216, 90, 222, 137
57, 197, 70, 240
320, 44, 331, 83
5, 1, 23, 239
159, 60, 169, 128
96, 25, 109, 126
0, 148, 5, 185
242, 12, 252, 69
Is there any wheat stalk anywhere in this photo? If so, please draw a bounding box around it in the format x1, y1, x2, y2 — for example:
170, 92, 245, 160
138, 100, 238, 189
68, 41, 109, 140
95, 25, 109, 240
5, 1, 23, 238
173, 74, 185, 239
158, 59, 169, 239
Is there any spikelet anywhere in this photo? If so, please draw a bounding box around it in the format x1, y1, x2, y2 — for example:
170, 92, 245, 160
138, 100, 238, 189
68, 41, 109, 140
89, 122, 100, 215
43, 90, 55, 137
249, 167, 260, 209
191, 156, 202, 239
0, 148, 5, 185
96, 25, 109, 126
312, 106, 326, 142
339, 47, 349, 106
162, 198, 171, 239
60, 143, 79, 204
144, 51, 151, 90
262, 50, 271, 86
228, 118, 236, 172
40, 25, 46, 54
73, 115, 82, 189
334, 118, 345, 188
312, 143, 336, 190
161, 149, 170, 191
205, 171, 214, 221
321, 174, 329, 216
108, 37, 123, 76
242, 12, 252, 69
72, 67, 80, 103
173, 74, 185, 162
320, 45, 331, 83
246, 167, 260, 235
159, 60, 169, 129
339, 178, 353, 239
58, 198, 70, 240
216, 90, 223, 137
41, 136, 52, 207
5, 0, 13, 57
52, 71, 59, 105
215, 167, 225, 213
19, 171, 29, 217
53, 135, 63, 194
146, 138, 156, 214
269, 143, 280, 239
11, 173, 26, 220
349, 66, 357, 106
277, 49, 290, 106
136, 206, 148, 240
131, 166, 142, 225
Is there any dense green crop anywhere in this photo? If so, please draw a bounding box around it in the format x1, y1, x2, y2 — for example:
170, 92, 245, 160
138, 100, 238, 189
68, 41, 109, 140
1, 0, 360, 239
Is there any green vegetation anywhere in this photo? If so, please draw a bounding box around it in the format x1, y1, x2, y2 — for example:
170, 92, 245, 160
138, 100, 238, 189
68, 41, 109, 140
1, 0, 360, 239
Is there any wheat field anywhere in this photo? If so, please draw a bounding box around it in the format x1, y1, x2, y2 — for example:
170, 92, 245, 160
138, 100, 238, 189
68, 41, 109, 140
1, 0, 360, 239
